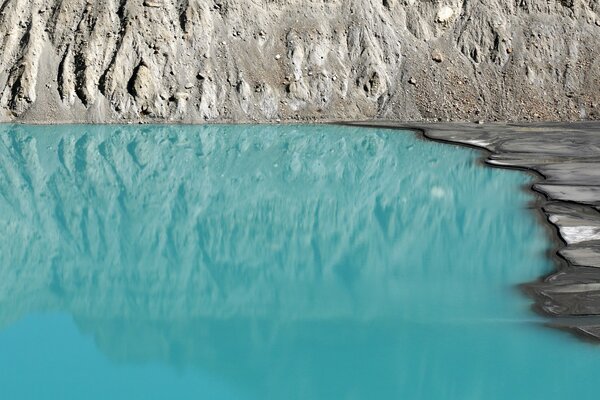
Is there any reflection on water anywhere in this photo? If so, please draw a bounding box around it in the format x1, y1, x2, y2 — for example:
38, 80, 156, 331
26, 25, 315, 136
0, 124, 587, 399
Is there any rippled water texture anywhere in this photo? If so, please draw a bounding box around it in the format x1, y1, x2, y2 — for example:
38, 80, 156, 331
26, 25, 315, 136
0, 124, 597, 399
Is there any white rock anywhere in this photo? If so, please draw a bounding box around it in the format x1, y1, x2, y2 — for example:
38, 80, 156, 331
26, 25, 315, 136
143, 1, 161, 8
436, 6, 454, 23
174, 92, 190, 100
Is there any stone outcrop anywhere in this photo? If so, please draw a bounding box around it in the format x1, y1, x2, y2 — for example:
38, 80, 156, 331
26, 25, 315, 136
0, 0, 599, 123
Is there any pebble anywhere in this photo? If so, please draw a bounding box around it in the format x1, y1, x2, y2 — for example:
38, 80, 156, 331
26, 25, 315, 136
408, 77, 416, 85
174, 92, 189, 100
143, 0, 162, 8
275, 54, 281, 60
431, 50, 443, 63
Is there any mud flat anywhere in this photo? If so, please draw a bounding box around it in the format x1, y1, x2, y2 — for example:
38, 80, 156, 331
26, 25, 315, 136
347, 121, 600, 340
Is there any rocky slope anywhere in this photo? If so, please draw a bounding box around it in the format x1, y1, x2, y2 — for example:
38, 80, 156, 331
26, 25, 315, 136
0, 0, 599, 123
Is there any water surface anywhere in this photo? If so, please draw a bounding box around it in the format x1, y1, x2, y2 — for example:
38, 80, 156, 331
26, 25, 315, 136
0, 124, 596, 399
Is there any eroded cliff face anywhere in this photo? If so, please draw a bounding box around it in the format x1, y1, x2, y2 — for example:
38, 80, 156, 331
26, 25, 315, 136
0, 0, 599, 123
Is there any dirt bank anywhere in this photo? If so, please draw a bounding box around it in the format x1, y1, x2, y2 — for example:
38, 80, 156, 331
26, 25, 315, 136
1, 0, 599, 123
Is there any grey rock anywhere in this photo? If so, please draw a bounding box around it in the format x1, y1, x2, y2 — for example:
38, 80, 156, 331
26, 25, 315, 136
431, 49, 444, 63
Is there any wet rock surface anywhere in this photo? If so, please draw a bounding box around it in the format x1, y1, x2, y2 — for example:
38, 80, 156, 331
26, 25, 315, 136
348, 120, 600, 341
0, 0, 599, 123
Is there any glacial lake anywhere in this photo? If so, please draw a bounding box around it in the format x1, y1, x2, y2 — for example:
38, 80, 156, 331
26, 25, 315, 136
0, 124, 598, 399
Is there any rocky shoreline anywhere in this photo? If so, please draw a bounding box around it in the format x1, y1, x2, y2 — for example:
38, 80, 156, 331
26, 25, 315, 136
348, 121, 600, 341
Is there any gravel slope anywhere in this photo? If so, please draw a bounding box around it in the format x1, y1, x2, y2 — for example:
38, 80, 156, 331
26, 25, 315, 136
1, 0, 599, 123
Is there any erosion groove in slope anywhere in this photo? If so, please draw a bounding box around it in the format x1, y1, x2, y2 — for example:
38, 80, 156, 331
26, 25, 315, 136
348, 120, 600, 341
0, 0, 599, 123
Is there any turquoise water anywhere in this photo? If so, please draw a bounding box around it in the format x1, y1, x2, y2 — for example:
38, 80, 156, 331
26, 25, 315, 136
0, 124, 597, 399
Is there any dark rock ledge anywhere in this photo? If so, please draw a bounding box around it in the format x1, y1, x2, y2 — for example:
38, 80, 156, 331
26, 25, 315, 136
345, 121, 600, 342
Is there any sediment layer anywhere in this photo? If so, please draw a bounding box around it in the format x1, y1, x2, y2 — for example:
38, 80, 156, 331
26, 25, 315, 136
350, 120, 600, 341
1, 0, 599, 123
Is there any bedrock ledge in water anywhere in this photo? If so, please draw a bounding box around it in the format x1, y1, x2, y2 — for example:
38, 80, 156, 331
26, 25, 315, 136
346, 120, 600, 341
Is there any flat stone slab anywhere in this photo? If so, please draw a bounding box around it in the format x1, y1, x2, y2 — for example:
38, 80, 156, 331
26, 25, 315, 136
345, 121, 600, 341
560, 241, 600, 268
